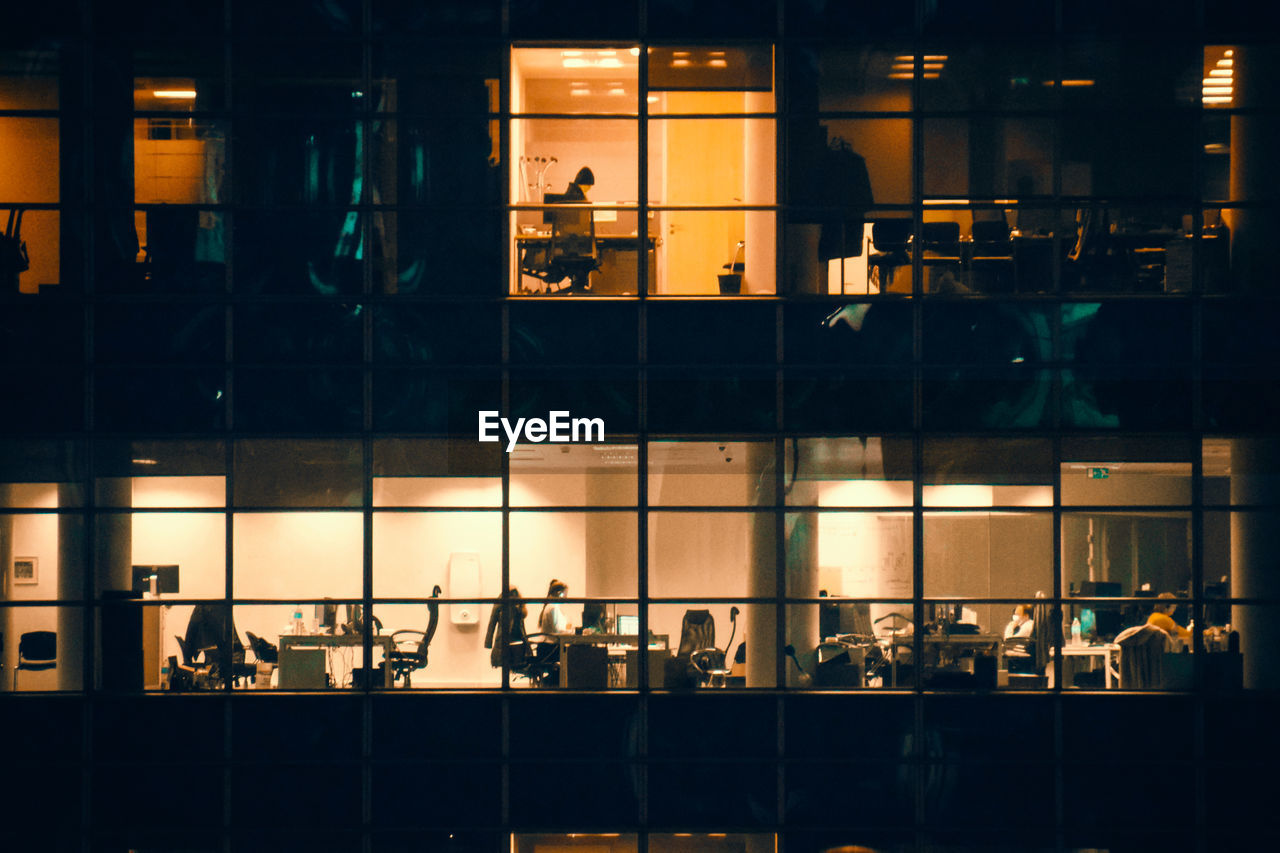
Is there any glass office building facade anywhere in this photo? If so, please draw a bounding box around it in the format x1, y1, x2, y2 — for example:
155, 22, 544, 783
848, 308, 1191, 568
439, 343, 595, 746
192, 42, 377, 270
1, 1, 1278, 850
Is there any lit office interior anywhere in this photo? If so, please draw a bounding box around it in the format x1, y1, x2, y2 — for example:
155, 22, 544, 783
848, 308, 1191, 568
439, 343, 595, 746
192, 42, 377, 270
2, 2, 1279, 852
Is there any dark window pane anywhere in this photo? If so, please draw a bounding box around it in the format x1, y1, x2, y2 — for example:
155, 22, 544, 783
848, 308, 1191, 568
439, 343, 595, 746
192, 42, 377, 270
509, 370, 637, 434
371, 695, 502, 760
372, 761, 501, 827
648, 761, 775, 825
648, 303, 776, 366
924, 696, 1054, 761
923, 303, 1053, 365
648, 370, 775, 433
922, 366, 1052, 430
510, 695, 639, 760
922, 0, 1054, 35
231, 764, 362, 828
234, 210, 365, 296
650, 695, 776, 760
375, 304, 501, 365
235, 368, 362, 431
509, 0, 638, 38
1062, 695, 1194, 762
372, 1, 501, 36
376, 211, 503, 297
784, 369, 913, 432
785, 762, 913, 827
785, 696, 914, 761
373, 369, 501, 433
0, 304, 82, 366
1063, 762, 1193, 828
784, 302, 913, 366
97, 304, 223, 364
93, 761, 221, 830
234, 0, 362, 35
786, 1, 913, 37
96, 369, 224, 432
235, 303, 363, 364
510, 303, 638, 366
1061, 366, 1190, 430
384, 118, 501, 207
94, 696, 225, 762
925, 762, 1055, 827
231, 696, 362, 760
0, 370, 82, 432
509, 761, 639, 825
647, 0, 776, 37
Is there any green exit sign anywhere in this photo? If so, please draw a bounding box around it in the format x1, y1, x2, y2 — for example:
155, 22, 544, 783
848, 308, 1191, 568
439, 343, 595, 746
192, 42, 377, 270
1088, 467, 1110, 479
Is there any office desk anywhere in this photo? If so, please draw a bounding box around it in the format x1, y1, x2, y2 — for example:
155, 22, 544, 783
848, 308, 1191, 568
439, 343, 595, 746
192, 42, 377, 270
516, 234, 657, 295
278, 633, 395, 689
882, 633, 1002, 687
1047, 642, 1120, 689
543, 633, 670, 688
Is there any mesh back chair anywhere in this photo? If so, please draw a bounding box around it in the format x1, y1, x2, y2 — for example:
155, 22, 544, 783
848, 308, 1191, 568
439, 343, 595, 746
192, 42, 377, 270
388, 585, 442, 687
14, 630, 56, 690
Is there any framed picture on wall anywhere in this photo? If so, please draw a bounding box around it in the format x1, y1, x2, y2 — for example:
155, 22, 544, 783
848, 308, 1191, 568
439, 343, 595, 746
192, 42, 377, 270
12, 556, 38, 585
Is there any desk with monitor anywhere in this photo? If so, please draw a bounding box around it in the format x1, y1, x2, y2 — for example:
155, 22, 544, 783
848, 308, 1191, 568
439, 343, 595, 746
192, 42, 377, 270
277, 632, 395, 689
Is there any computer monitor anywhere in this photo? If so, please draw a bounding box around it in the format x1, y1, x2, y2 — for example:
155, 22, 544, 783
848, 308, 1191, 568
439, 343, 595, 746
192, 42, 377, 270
839, 602, 874, 637
131, 564, 179, 595
1080, 580, 1122, 597
316, 601, 338, 632
616, 614, 639, 636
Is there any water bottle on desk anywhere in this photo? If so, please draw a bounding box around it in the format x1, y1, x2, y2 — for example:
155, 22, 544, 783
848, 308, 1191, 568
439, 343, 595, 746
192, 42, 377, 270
1071, 617, 1082, 647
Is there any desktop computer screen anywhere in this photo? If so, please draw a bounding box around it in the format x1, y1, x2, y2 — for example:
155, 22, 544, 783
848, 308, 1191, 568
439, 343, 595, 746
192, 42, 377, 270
616, 614, 639, 635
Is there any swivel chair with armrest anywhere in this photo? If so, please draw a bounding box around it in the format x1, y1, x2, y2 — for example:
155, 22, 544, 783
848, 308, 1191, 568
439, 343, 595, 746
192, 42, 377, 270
689, 607, 739, 688
181, 605, 254, 688
520, 194, 599, 294
664, 608, 736, 688
867, 219, 912, 291
509, 633, 562, 687
388, 585, 442, 688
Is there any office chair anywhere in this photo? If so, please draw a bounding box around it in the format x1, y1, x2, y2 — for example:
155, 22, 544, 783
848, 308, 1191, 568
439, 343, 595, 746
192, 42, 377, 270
689, 606, 739, 687
180, 605, 255, 688
663, 608, 729, 688
13, 630, 56, 690
1116, 624, 1171, 689
520, 194, 599, 294
173, 635, 215, 690
245, 631, 278, 665
388, 585, 442, 688
921, 221, 965, 292
867, 219, 911, 291
509, 633, 561, 687
969, 219, 1015, 292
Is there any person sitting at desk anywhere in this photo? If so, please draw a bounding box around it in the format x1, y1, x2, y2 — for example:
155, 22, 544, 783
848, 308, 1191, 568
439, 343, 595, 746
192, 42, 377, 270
538, 579, 572, 634
558, 166, 594, 202
1147, 592, 1191, 642
1003, 604, 1034, 640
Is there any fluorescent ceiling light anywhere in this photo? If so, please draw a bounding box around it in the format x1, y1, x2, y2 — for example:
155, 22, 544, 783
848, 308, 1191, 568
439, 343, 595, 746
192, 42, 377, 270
1203, 95, 1233, 103
153, 89, 197, 98
1203, 86, 1233, 95
1209, 69, 1233, 77
562, 58, 589, 68
709, 59, 727, 68
607, 87, 626, 96
598, 58, 623, 68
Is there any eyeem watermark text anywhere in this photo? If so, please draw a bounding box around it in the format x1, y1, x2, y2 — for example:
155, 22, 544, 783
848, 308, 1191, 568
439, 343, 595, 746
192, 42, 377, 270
478, 411, 605, 452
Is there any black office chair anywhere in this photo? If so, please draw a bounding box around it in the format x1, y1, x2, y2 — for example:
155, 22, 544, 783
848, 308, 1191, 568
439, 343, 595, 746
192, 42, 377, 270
510, 633, 562, 687
921, 220, 965, 292
388, 585, 442, 688
13, 630, 56, 690
969, 219, 1015, 292
867, 219, 912, 290
690, 606, 739, 687
181, 605, 254, 688
245, 631, 278, 665
520, 194, 599, 294
664, 608, 734, 688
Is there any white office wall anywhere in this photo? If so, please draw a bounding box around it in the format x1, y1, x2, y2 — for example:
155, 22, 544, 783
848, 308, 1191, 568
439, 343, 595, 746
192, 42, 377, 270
2, 484, 59, 689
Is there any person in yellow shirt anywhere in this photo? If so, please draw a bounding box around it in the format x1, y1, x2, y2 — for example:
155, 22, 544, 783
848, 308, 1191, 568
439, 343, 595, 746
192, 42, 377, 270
1146, 593, 1191, 642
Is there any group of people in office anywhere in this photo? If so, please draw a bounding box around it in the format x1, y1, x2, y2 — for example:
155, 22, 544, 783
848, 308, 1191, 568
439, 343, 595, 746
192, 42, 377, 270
484, 579, 599, 670
1001, 592, 1194, 643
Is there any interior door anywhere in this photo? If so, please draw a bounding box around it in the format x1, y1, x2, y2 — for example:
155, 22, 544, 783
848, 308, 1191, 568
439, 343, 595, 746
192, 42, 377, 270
657, 92, 745, 294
